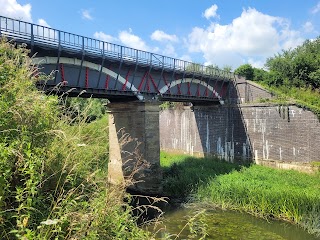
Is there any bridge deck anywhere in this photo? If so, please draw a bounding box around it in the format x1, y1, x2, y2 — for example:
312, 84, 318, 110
0, 15, 235, 103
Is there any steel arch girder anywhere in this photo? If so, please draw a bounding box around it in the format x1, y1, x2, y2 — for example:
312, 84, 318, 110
33, 57, 226, 104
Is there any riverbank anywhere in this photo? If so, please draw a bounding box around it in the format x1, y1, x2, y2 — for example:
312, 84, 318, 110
160, 151, 320, 237
161, 151, 244, 199
149, 204, 319, 240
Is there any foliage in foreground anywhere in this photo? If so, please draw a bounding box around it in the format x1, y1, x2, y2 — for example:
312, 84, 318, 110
0, 39, 151, 239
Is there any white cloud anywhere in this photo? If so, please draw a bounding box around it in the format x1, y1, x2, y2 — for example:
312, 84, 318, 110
0, 0, 32, 22
119, 29, 149, 51
311, 2, 320, 14
161, 43, 176, 56
36, 18, 55, 39
180, 54, 192, 62
81, 9, 93, 20
248, 58, 265, 69
203, 4, 219, 20
303, 21, 314, 33
37, 18, 50, 27
151, 30, 178, 42
93, 31, 117, 43
279, 24, 304, 50
93, 29, 161, 53
188, 8, 304, 68
0, 0, 52, 38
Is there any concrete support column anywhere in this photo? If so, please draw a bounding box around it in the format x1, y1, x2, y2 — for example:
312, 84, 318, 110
107, 101, 162, 195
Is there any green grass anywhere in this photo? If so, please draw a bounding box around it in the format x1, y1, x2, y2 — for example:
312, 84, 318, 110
160, 151, 191, 167
197, 165, 320, 217
160, 151, 242, 198
257, 83, 320, 118
161, 152, 320, 237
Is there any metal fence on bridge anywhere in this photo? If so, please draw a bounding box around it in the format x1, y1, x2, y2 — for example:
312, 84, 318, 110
0, 15, 234, 81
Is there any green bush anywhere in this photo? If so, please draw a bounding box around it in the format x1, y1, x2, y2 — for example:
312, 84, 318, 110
234, 64, 254, 80
0, 39, 59, 237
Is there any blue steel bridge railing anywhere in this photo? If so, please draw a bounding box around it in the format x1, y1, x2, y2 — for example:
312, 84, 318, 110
0, 15, 234, 80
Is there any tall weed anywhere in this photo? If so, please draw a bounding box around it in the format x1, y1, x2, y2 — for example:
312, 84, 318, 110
0, 38, 152, 239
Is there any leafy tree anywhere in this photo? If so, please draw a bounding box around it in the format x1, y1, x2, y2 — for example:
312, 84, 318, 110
204, 64, 219, 75
264, 71, 283, 86
253, 68, 268, 82
63, 98, 107, 122
234, 64, 254, 80
309, 69, 320, 88
186, 62, 202, 73
265, 37, 320, 89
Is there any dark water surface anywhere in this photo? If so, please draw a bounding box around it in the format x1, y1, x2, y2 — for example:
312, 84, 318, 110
147, 206, 319, 240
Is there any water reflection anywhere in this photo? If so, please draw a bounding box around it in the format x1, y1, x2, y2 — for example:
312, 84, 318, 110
147, 206, 318, 240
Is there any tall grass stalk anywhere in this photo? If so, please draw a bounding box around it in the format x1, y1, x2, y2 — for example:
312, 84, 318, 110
0, 38, 153, 239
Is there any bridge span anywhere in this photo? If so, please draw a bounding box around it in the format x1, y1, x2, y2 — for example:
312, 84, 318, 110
0, 15, 236, 194
0, 15, 233, 104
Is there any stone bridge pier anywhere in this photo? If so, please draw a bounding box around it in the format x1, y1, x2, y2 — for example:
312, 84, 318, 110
107, 102, 163, 195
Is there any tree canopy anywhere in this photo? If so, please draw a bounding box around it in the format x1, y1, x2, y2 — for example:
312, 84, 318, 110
234, 37, 320, 89
234, 64, 254, 80
265, 37, 320, 88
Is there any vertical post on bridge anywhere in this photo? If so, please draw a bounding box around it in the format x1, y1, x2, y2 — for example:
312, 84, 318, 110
107, 101, 163, 195
54, 31, 61, 84
30, 23, 34, 54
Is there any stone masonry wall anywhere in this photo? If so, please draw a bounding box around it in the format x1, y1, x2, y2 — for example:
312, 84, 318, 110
232, 76, 275, 104
241, 104, 320, 162
108, 102, 162, 194
160, 79, 320, 171
160, 105, 251, 162
160, 104, 320, 167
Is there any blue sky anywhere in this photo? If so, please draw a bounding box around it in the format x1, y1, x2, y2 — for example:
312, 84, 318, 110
1, 0, 319, 70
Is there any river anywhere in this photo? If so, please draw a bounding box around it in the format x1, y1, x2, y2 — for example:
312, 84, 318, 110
146, 205, 319, 240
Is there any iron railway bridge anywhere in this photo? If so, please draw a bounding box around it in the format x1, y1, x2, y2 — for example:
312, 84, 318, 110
0, 15, 235, 104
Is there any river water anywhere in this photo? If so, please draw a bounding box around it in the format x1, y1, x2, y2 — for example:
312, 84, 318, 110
147, 205, 319, 240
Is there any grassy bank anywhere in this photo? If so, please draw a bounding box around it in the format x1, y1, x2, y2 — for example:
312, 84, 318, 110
257, 83, 320, 118
160, 152, 320, 237
0, 39, 152, 239
161, 152, 243, 198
